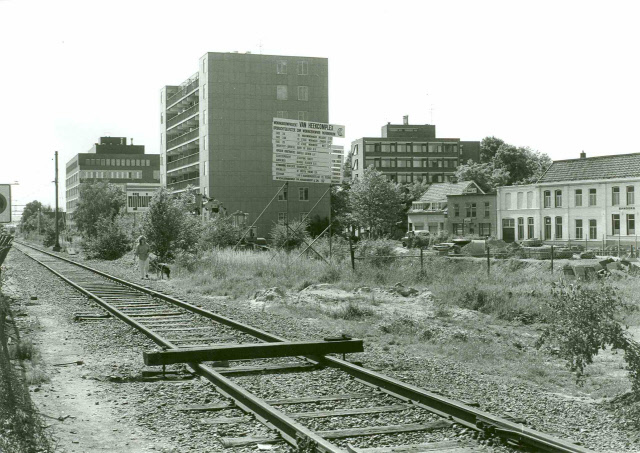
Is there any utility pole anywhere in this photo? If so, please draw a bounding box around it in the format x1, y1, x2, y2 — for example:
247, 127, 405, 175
53, 151, 61, 252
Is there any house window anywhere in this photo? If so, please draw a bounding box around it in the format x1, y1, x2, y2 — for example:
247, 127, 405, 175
298, 86, 309, 101
297, 61, 308, 75
544, 190, 551, 208
589, 188, 597, 206
470, 203, 476, 217
276, 110, 288, 118
628, 214, 635, 235
298, 111, 307, 120
527, 217, 534, 239
612, 214, 620, 235
277, 60, 287, 74
527, 191, 533, 208
278, 189, 288, 201
484, 202, 490, 217
555, 217, 563, 239
454, 204, 459, 217
589, 219, 597, 239
278, 212, 288, 224
453, 223, 464, 235
627, 186, 635, 205
575, 219, 583, 239
612, 187, 620, 206
479, 223, 491, 236
277, 85, 288, 100
518, 217, 524, 239
397, 143, 407, 153
555, 190, 562, 207
575, 189, 582, 207
299, 187, 309, 201
505, 193, 512, 209
544, 217, 552, 240
517, 192, 523, 209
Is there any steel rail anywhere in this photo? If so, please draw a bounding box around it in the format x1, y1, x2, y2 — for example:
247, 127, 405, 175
14, 241, 595, 453
13, 242, 343, 453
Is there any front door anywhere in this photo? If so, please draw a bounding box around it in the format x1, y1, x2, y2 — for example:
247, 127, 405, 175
502, 218, 515, 243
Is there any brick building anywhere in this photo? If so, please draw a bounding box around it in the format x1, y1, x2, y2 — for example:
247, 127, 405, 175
447, 192, 497, 238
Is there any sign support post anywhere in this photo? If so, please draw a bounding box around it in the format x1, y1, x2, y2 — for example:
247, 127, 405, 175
53, 151, 61, 252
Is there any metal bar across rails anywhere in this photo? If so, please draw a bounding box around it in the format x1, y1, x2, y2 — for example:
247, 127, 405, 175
14, 241, 595, 453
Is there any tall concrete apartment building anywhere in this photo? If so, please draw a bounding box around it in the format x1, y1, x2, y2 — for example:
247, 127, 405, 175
65, 137, 160, 216
161, 52, 330, 237
350, 119, 480, 183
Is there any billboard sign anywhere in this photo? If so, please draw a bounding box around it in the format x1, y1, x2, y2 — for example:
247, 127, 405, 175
126, 183, 160, 214
272, 118, 345, 184
0, 184, 11, 223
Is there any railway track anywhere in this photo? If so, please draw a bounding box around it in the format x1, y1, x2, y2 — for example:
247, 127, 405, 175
13, 241, 595, 453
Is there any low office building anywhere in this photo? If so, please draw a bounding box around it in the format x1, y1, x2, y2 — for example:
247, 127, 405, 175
447, 191, 497, 237
496, 151, 640, 245
65, 137, 160, 216
350, 117, 480, 184
408, 181, 484, 233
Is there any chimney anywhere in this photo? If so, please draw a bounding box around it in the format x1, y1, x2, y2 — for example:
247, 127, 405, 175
580, 150, 586, 159
120, 137, 124, 145
131, 138, 134, 145
403, 115, 409, 125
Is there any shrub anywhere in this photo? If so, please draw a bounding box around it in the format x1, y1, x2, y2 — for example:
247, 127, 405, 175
199, 215, 243, 249
356, 238, 397, 267
83, 216, 131, 260
536, 282, 638, 388
330, 301, 375, 320
270, 219, 310, 251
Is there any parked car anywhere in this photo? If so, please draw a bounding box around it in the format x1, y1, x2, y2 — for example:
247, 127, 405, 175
401, 230, 430, 247
433, 242, 461, 254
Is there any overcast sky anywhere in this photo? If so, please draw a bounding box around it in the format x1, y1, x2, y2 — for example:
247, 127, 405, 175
2, 0, 639, 218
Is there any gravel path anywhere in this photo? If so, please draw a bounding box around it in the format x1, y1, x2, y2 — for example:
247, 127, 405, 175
6, 245, 640, 452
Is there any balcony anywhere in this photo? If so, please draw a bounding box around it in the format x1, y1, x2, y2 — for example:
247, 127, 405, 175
166, 74, 199, 107
166, 128, 199, 150
167, 102, 199, 129
167, 152, 199, 172
167, 176, 199, 192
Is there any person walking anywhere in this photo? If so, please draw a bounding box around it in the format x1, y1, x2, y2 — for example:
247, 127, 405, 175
134, 236, 151, 279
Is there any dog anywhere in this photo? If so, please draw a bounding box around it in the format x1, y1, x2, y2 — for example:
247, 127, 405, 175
149, 254, 171, 280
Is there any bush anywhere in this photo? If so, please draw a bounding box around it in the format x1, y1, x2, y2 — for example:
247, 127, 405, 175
270, 219, 310, 251
356, 238, 397, 267
199, 215, 243, 249
536, 282, 638, 388
83, 216, 131, 260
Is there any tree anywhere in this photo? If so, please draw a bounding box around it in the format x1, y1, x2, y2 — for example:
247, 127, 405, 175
20, 201, 51, 234
455, 161, 509, 193
74, 182, 126, 238
349, 167, 403, 238
142, 188, 200, 261
480, 136, 505, 163
494, 145, 552, 184
331, 182, 356, 237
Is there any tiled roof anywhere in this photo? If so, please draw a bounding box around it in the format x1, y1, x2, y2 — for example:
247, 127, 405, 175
417, 181, 482, 203
538, 153, 640, 183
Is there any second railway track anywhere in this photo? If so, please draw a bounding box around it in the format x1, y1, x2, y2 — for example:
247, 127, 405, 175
13, 241, 595, 453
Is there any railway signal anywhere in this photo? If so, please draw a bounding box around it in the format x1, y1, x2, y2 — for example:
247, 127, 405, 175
0, 184, 11, 224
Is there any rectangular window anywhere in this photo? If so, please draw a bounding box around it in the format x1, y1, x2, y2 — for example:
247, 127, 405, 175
628, 214, 635, 235
297, 61, 308, 75
276, 110, 288, 119
517, 192, 523, 209
555, 190, 562, 207
505, 193, 512, 209
527, 217, 534, 239
381, 143, 391, 152
397, 143, 407, 153
453, 223, 464, 236
298, 111, 307, 120
298, 86, 309, 101
101, 159, 106, 166
612, 187, 620, 206
544, 217, 552, 240
278, 189, 288, 201
589, 219, 597, 239
589, 188, 597, 206
555, 217, 563, 239
544, 190, 551, 208
397, 159, 410, 168
397, 173, 412, 183
575, 219, 583, 239
299, 187, 309, 201
575, 189, 582, 207
278, 212, 288, 224
627, 186, 635, 205
484, 202, 490, 217
412, 158, 423, 168
277, 60, 287, 74
277, 85, 288, 100
612, 214, 620, 234
146, 160, 150, 166
479, 223, 491, 236
470, 203, 476, 217
518, 217, 524, 239
526, 191, 533, 209
453, 204, 459, 216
